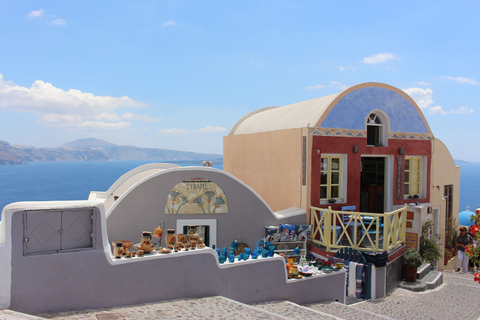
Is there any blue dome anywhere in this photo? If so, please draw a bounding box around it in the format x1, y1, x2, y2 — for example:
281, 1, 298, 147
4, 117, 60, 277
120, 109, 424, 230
459, 210, 474, 227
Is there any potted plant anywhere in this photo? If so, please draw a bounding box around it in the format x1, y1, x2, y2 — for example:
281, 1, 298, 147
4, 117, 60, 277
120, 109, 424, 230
403, 247, 423, 281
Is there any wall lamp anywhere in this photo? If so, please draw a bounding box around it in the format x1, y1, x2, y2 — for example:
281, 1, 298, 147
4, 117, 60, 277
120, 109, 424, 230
353, 145, 359, 153
399, 147, 404, 155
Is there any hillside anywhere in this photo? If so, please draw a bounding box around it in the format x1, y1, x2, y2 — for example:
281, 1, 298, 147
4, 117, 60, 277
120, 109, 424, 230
0, 138, 222, 165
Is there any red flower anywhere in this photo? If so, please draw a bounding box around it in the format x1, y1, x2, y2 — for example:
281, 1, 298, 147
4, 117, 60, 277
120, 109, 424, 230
475, 272, 480, 284
466, 245, 474, 255
471, 224, 480, 238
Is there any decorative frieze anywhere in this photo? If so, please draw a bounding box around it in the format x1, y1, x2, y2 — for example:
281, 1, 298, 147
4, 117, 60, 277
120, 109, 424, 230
309, 127, 432, 140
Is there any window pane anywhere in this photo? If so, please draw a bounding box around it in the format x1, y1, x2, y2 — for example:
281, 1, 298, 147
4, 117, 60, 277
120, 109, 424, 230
320, 186, 327, 199
411, 183, 419, 195
404, 184, 409, 195
331, 172, 339, 184
331, 158, 340, 170
412, 159, 420, 170
404, 172, 410, 182
321, 172, 328, 184
331, 186, 339, 198
321, 158, 328, 171
405, 159, 410, 170
412, 171, 420, 182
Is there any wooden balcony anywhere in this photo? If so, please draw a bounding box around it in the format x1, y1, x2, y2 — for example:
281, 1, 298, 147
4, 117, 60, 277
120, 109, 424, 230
310, 204, 407, 252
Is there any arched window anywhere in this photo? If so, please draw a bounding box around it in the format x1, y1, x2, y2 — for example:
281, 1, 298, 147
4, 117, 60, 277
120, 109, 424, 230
367, 112, 387, 147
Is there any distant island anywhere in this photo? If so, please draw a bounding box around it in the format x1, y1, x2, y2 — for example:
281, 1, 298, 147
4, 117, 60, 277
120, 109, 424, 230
0, 138, 222, 165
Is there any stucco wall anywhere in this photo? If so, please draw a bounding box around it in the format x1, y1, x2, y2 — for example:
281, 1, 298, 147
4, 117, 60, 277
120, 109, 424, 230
310, 135, 432, 210
106, 166, 306, 251
431, 138, 461, 270
8, 206, 345, 315
224, 128, 304, 212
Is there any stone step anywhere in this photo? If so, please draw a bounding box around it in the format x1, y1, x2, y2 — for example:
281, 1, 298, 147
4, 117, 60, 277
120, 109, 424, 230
252, 300, 341, 320
417, 262, 431, 280
398, 270, 443, 292
306, 301, 393, 320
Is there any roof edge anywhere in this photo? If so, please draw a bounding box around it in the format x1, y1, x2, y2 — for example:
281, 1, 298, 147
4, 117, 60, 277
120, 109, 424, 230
228, 106, 278, 135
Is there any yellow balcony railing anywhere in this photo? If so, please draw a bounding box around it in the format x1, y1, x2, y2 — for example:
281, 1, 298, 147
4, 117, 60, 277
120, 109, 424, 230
310, 204, 407, 252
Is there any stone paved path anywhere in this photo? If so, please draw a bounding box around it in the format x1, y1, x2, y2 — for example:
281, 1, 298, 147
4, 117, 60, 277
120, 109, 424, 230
2, 270, 479, 320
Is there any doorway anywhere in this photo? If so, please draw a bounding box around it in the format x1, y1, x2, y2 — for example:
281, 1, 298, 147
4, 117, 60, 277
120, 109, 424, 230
360, 157, 385, 213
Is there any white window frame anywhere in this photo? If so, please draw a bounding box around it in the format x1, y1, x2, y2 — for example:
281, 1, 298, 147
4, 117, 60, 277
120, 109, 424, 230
366, 110, 389, 147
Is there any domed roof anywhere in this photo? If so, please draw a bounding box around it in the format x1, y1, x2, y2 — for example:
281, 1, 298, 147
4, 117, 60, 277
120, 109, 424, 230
229, 82, 433, 137
459, 209, 474, 227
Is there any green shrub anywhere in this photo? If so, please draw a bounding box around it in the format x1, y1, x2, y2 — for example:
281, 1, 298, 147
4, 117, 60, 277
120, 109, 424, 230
420, 221, 442, 267
404, 247, 423, 268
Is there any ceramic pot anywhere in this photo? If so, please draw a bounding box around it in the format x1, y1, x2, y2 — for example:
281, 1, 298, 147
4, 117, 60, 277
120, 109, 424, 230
187, 225, 200, 242
141, 231, 152, 246
166, 229, 176, 248
114, 242, 124, 258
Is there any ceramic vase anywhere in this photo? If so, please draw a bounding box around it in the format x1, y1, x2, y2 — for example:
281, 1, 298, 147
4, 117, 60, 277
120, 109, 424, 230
166, 229, 176, 249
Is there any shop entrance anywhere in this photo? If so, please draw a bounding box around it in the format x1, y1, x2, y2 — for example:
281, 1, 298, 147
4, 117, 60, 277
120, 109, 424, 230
360, 157, 385, 213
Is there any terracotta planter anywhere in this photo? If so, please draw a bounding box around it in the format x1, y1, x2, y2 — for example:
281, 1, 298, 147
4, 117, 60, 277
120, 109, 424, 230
403, 265, 418, 282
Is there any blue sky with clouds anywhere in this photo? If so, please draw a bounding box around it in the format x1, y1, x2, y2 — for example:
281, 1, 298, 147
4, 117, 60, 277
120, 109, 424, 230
0, 1, 479, 160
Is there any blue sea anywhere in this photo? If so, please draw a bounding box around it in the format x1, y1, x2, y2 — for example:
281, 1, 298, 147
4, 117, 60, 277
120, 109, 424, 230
0, 160, 479, 215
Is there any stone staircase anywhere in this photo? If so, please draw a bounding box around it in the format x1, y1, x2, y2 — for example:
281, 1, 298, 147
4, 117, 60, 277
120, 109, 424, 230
397, 262, 443, 292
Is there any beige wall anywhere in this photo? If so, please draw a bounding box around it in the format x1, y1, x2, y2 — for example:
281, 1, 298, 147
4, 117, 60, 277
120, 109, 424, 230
224, 128, 304, 212
431, 138, 461, 270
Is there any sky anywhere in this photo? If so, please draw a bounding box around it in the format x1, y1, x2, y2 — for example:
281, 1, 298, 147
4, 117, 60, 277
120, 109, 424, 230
0, 1, 479, 160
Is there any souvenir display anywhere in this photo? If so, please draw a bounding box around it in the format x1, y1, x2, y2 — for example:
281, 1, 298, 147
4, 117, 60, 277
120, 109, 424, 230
112, 240, 133, 255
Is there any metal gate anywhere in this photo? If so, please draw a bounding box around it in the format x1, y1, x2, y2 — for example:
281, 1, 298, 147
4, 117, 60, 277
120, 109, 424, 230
24, 209, 94, 255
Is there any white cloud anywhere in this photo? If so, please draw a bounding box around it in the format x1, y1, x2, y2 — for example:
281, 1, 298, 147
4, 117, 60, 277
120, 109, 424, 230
192, 126, 227, 134
429, 106, 447, 115
49, 19, 67, 26
336, 65, 357, 72
306, 81, 347, 91
416, 81, 431, 86
249, 59, 263, 67
450, 106, 475, 115
158, 128, 189, 135
439, 76, 479, 85
402, 87, 433, 110
305, 84, 325, 90
330, 81, 348, 90
161, 20, 177, 27
158, 126, 226, 136
28, 9, 45, 18
122, 112, 161, 122
362, 53, 396, 64
0, 74, 146, 130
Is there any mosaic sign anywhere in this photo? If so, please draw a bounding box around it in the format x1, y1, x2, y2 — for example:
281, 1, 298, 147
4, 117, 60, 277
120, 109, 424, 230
165, 178, 228, 214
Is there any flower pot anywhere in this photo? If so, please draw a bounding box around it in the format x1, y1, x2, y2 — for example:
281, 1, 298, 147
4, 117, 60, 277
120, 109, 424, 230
403, 265, 417, 282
